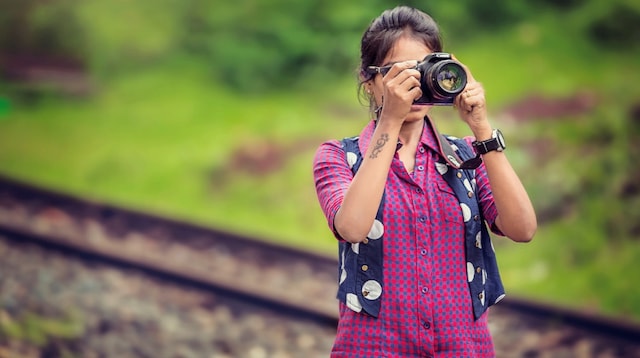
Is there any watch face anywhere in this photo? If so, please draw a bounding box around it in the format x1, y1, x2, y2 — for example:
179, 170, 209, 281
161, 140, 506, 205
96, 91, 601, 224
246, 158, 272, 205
495, 130, 506, 150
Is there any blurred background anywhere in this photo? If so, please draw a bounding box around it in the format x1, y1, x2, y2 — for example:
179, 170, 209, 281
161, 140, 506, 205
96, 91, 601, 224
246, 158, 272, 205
1, 0, 639, 340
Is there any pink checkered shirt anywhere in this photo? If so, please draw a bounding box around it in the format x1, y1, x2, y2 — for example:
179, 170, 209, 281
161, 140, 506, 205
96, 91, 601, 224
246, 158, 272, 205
313, 119, 502, 357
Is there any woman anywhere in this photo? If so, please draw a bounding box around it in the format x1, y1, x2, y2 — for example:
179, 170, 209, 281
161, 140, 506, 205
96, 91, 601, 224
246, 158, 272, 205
313, 6, 537, 357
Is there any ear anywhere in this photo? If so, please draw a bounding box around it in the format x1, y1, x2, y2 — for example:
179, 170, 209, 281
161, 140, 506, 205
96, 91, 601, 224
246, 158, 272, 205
365, 81, 373, 95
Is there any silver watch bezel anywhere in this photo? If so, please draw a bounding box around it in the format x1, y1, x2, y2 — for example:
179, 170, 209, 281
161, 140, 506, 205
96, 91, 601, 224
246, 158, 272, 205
493, 129, 506, 152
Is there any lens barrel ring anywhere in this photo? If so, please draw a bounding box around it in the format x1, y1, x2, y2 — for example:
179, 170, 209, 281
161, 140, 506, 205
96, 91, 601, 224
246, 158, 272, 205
425, 60, 467, 100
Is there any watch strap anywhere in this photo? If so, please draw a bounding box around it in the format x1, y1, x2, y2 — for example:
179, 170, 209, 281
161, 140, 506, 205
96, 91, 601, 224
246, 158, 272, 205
472, 138, 500, 154
472, 129, 504, 154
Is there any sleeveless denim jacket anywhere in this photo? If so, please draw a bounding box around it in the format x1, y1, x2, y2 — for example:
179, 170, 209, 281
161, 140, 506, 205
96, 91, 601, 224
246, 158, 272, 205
337, 135, 505, 320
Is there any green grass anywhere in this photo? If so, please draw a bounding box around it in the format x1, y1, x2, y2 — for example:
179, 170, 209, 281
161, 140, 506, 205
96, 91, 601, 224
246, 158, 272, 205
496, 218, 640, 318
0, 311, 83, 347
0, 58, 365, 253
1, 15, 640, 322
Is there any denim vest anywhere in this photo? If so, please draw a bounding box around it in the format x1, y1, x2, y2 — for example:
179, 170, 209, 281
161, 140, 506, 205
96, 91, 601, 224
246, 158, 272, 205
337, 135, 505, 320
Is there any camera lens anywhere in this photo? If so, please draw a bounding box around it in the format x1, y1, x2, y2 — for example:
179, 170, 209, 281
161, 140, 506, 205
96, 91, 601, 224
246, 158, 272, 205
427, 61, 467, 99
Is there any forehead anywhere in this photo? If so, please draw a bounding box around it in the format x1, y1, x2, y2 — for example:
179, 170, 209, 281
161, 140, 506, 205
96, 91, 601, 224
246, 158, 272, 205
382, 35, 433, 65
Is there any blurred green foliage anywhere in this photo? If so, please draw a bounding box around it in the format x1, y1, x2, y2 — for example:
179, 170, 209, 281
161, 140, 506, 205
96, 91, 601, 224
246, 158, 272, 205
0, 311, 83, 347
3, 0, 638, 91
1, 0, 640, 323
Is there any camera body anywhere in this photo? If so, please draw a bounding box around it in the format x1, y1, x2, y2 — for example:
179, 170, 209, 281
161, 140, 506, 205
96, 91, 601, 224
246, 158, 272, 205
414, 52, 467, 105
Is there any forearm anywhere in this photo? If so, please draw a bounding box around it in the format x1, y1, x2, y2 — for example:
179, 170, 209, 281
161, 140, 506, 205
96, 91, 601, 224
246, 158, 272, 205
452, 57, 536, 242
335, 119, 402, 243
482, 151, 537, 242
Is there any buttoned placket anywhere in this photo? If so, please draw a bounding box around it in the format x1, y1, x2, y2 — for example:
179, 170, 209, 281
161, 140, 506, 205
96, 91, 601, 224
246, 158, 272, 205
413, 145, 435, 354
392, 143, 436, 346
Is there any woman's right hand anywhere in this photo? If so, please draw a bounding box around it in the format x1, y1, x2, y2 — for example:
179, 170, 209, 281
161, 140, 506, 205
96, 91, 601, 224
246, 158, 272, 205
378, 61, 422, 124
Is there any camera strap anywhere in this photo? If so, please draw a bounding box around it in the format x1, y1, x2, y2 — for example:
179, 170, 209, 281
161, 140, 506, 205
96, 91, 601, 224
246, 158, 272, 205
425, 116, 482, 170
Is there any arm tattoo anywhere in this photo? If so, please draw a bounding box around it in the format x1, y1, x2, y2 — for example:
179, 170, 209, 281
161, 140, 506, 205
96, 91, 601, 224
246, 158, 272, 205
369, 133, 389, 159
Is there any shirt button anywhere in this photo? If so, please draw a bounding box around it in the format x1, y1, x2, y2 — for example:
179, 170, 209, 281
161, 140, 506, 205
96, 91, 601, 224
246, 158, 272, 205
456, 171, 463, 178
361, 264, 369, 272
467, 191, 473, 198
416, 188, 423, 194
421, 287, 429, 294
423, 321, 431, 329
417, 165, 424, 171
419, 147, 425, 153
420, 249, 427, 256
476, 267, 482, 274
418, 216, 426, 223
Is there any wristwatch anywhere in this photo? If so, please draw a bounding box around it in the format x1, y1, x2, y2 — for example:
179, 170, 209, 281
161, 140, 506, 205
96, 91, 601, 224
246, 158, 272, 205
472, 129, 506, 154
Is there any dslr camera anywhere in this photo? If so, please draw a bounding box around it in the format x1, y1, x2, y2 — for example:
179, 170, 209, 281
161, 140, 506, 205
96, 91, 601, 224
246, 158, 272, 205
368, 53, 467, 106
414, 52, 467, 105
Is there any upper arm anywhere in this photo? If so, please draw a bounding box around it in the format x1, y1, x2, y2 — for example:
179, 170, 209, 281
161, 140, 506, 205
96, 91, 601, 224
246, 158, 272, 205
463, 137, 503, 236
313, 140, 354, 240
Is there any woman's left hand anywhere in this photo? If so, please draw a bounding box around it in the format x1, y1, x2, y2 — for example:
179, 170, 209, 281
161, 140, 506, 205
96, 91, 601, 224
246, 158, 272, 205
452, 56, 491, 136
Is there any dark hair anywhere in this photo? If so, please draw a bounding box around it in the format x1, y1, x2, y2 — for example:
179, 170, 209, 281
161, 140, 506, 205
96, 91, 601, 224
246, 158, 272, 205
358, 6, 443, 109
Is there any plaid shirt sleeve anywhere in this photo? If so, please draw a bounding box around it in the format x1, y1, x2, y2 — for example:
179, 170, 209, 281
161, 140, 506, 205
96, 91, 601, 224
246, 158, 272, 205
312, 139, 352, 240
463, 136, 502, 236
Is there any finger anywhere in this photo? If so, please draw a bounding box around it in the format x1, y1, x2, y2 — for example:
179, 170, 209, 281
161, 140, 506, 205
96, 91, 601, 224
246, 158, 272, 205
409, 86, 423, 102
385, 60, 419, 79
399, 74, 421, 91
455, 88, 472, 107
385, 68, 420, 99
463, 81, 482, 94
389, 78, 421, 104
465, 99, 475, 112
464, 95, 485, 112
463, 88, 477, 99
387, 69, 420, 89
461, 95, 474, 112
454, 91, 464, 108
395, 69, 421, 87
456, 90, 480, 111
458, 94, 474, 112
459, 84, 483, 104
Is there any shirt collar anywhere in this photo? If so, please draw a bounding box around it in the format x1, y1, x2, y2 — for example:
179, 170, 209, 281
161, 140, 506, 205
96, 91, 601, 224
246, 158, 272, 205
358, 116, 441, 156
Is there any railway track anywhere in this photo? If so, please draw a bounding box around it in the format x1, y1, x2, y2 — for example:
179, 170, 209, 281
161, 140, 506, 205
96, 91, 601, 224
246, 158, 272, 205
1, 174, 640, 357
0, 231, 337, 357
0, 175, 339, 320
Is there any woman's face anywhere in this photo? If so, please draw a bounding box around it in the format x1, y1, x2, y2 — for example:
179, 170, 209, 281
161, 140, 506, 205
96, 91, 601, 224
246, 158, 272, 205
368, 35, 433, 122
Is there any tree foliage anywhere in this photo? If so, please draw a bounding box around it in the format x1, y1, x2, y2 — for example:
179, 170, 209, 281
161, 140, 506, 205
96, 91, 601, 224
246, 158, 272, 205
1, 0, 638, 91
